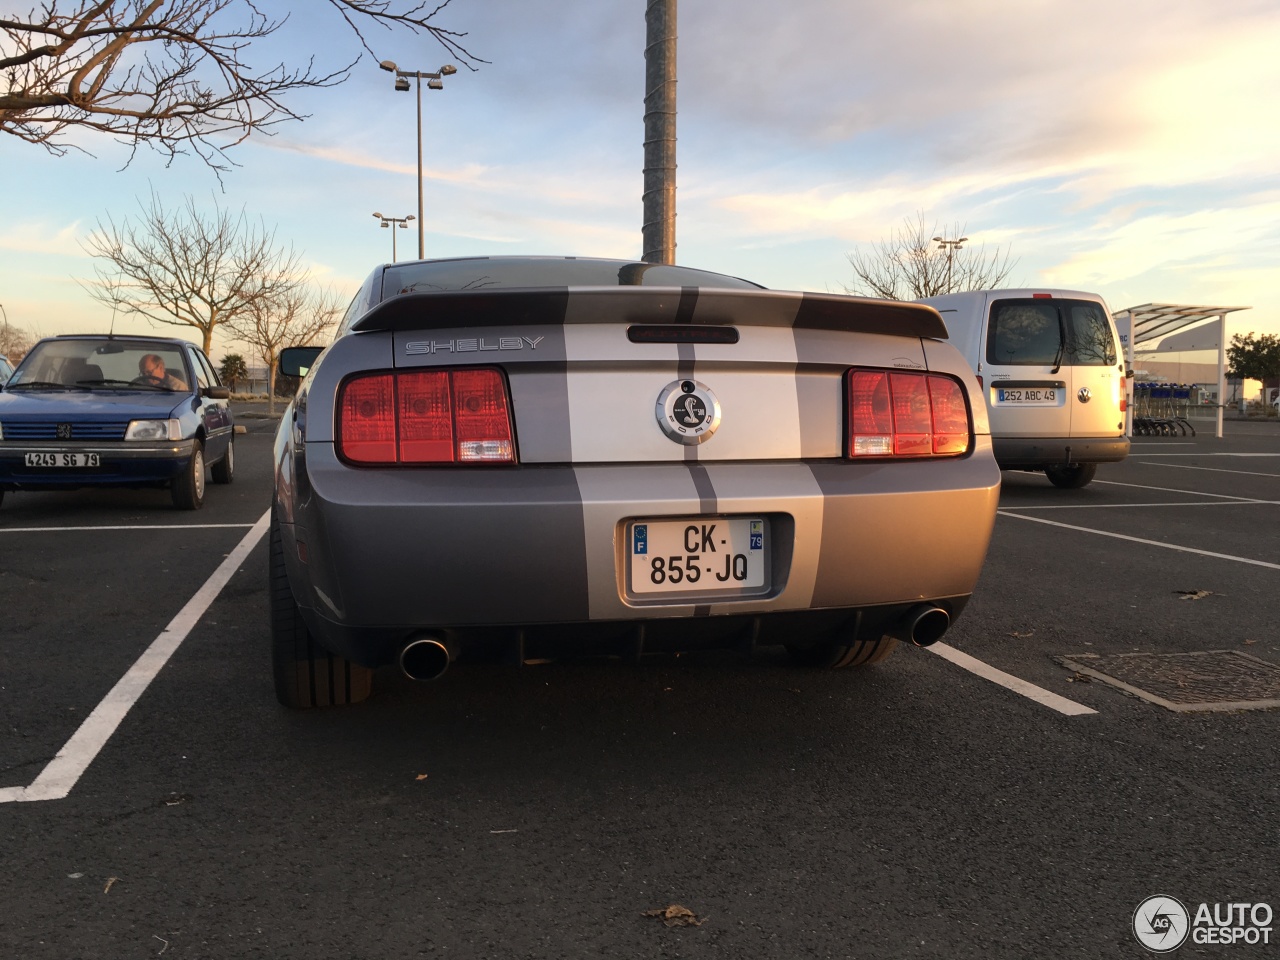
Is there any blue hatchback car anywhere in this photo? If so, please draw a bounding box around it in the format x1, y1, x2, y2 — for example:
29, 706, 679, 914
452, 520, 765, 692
0, 335, 235, 510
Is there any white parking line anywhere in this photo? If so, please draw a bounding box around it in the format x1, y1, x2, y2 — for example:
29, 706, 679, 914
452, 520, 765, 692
1002, 500, 1277, 510
926, 643, 1097, 716
1094, 479, 1262, 501
998, 511, 1280, 571
0, 510, 271, 804
0, 523, 256, 534
1139, 463, 1280, 479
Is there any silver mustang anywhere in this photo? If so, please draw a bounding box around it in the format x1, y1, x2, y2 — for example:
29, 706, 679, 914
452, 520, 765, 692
271, 257, 1001, 707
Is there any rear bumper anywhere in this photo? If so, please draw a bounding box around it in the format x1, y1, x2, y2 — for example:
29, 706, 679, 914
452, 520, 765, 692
993, 436, 1129, 468
0, 439, 195, 488
280, 441, 1001, 666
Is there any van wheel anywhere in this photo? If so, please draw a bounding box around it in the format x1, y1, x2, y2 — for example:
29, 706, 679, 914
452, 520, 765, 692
1045, 463, 1097, 489
270, 517, 372, 708
786, 636, 899, 668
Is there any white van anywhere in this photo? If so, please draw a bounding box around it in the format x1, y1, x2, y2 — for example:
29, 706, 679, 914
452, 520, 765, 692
917, 289, 1129, 488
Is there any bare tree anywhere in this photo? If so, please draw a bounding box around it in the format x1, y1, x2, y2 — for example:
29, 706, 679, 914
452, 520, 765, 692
0, 318, 36, 363
224, 283, 342, 414
1, 1, 479, 170
82, 192, 303, 354
845, 213, 1018, 300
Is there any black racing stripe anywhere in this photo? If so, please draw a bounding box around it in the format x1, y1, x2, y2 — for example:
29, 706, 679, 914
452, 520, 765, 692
677, 319, 698, 462
674, 286, 699, 323
686, 462, 716, 513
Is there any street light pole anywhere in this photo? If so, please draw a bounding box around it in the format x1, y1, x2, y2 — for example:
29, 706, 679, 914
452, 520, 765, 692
932, 235, 968, 293
372, 212, 415, 263
380, 60, 456, 261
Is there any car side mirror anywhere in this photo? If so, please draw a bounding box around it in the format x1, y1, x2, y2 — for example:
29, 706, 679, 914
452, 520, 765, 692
202, 385, 231, 400
280, 346, 323, 379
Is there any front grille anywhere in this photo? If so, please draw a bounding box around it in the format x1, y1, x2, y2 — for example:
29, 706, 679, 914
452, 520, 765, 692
0, 420, 130, 441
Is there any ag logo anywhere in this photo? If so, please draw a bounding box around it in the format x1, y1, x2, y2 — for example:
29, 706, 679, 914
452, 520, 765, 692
1133, 895, 1190, 953
656, 379, 721, 445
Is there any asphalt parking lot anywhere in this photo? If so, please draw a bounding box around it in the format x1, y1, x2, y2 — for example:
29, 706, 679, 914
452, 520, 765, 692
2, 413, 1277, 959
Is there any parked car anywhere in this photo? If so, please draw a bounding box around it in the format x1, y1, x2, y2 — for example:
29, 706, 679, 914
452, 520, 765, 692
271, 256, 1001, 707
0, 355, 14, 385
0, 335, 235, 509
916, 289, 1129, 488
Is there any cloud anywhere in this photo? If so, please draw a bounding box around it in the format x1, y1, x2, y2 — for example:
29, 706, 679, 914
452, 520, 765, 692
0, 220, 88, 257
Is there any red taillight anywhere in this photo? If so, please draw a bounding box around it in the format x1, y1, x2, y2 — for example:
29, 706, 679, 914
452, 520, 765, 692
452, 368, 516, 462
339, 374, 397, 463
847, 369, 972, 459
338, 368, 515, 465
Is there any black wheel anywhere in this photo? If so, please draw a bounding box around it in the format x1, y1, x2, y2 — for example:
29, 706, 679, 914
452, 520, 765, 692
211, 439, 234, 484
270, 517, 372, 708
171, 441, 205, 509
786, 636, 899, 668
1044, 462, 1097, 489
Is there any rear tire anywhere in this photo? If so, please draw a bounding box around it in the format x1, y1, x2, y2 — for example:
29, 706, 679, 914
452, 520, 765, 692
171, 441, 205, 509
270, 517, 372, 708
787, 636, 899, 669
1044, 462, 1097, 489
211, 439, 234, 484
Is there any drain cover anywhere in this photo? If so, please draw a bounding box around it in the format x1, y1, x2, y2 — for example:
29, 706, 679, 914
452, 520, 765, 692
1055, 650, 1280, 713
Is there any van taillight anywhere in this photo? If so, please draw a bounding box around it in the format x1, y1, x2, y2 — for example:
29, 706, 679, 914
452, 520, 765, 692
339, 368, 515, 465
847, 369, 972, 458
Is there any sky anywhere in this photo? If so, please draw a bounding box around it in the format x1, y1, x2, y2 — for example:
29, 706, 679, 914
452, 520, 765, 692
2, 0, 1279, 367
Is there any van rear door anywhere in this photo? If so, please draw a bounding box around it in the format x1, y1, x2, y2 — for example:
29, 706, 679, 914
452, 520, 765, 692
1060, 299, 1123, 438
983, 295, 1073, 439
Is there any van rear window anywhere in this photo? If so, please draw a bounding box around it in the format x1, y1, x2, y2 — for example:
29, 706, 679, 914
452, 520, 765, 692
986, 299, 1117, 367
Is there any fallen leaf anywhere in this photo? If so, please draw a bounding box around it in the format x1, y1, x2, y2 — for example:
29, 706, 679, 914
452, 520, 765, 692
1009, 630, 1035, 639
157, 793, 192, 807
104, 877, 120, 894
1175, 590, 1214, 601
643, 904, 705, 928
415, 774, 428, 781
1066, 673, 1092, 683
1243, 639, 1257, 645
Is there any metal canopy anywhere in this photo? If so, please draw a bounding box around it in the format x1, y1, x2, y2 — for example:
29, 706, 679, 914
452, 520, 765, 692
1112, 302, 1252, 440
1115, 302, 1250, 345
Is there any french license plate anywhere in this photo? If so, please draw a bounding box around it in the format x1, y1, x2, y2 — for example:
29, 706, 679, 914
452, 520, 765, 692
628, 517, 767, 597
24, 452, 101, 468
995, 387, 1058, 405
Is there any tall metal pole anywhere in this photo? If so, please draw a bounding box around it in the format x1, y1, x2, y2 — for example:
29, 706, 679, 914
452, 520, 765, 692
642, 0, 677, 264
380, 61, 454, 262
416, 73, 425, 260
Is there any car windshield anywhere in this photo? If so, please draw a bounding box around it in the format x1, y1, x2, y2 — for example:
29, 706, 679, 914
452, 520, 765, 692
382, 256, 764, 298
7, 339, 191, 392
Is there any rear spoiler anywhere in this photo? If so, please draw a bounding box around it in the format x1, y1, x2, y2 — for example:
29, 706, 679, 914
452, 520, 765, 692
349, 286, 949, 340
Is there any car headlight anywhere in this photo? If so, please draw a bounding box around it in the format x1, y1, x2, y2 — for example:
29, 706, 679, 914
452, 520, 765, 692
125, 419, 182, 441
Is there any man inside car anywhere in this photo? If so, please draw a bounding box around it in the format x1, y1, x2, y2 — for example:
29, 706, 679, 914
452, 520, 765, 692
138, 353, 187, 390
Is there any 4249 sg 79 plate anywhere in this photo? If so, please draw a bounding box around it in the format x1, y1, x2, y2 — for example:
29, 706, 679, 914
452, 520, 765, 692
626, 517, 769, 600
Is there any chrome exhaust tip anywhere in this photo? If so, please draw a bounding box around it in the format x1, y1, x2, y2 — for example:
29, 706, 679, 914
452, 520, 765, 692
399, 633, 453, 681
895, 605, 950, 647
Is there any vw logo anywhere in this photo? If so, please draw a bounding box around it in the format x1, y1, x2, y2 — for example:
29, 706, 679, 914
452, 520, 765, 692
656, 379, 721, 445
1078, 387, 1092, 403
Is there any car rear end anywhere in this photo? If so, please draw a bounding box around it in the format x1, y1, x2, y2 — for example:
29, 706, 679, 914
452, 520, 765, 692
274, 277, 1001, 670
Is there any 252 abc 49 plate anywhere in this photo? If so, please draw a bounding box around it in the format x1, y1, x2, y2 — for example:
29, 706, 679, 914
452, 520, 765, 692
24, 452, 101, 468
627, 517, 769, 600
